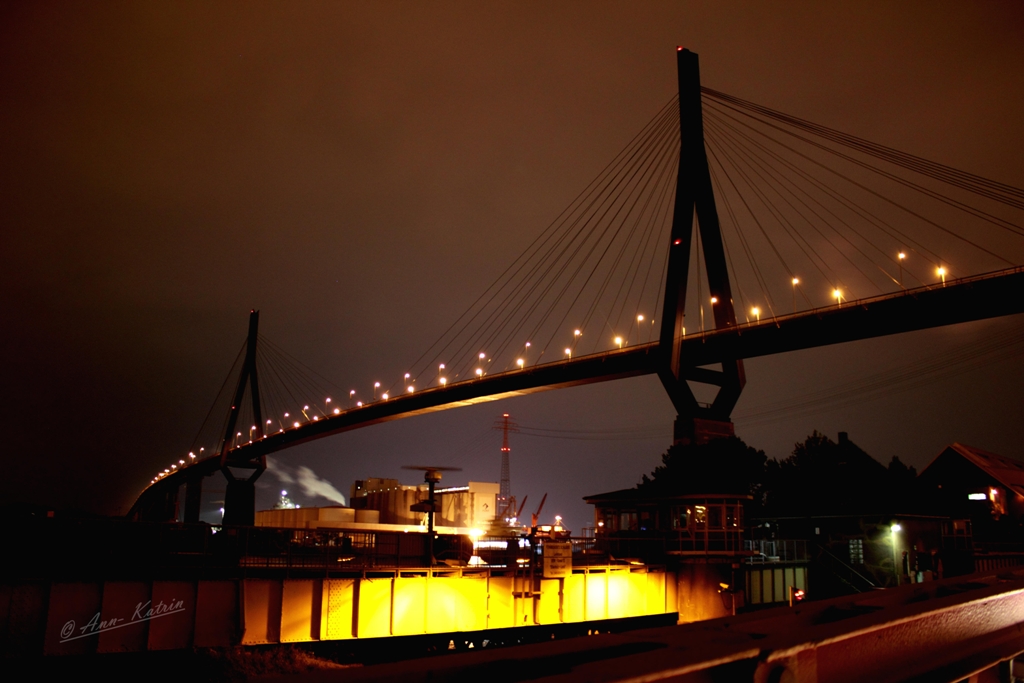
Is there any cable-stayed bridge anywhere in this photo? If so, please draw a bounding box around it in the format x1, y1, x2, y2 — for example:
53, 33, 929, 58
131, 49, 1024, 523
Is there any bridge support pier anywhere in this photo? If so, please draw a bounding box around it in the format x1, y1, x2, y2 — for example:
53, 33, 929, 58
656, 49, 746, 433
221, 460, 265, 526
216, 309, 267, 527
673, 415, 735, 446
223, 481, 256, 526
183, 475, 203, 523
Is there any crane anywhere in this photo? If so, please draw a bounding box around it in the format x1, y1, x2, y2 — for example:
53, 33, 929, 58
530, 493, 548, 530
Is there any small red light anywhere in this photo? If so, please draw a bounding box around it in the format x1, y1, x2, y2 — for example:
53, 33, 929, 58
677, 46, 684, 52
673, 239, 682, 245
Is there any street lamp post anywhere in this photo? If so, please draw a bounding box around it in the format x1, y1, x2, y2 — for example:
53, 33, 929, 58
891, 523, 902, 585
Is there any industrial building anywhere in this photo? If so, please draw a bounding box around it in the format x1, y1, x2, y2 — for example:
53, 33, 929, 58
349, 477, 499, 530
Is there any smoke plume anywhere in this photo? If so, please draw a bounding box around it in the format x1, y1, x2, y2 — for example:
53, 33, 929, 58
267, 459, 295, 485
266, 459, 345, 505
296, 466, 346, 506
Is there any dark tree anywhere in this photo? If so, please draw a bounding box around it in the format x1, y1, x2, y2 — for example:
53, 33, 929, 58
641, 436, 767, 503
762, 431, 895, 516
638, 431, 916, 518
887, 455, 917, 483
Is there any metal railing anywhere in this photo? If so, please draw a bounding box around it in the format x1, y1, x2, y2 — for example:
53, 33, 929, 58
3, 518, 479, 579
593, 530, 750, 558
743, 539, 809, 563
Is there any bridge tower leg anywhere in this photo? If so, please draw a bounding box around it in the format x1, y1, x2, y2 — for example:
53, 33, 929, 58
219, 310, 266, 526
222, 467, 263, 526
183, 475, 203, 523
657, 48, 745, 445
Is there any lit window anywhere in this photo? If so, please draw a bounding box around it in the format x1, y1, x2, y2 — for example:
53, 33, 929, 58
619, 511, 638, 532
693, 505, 707, 526
671, 506, 689, 530
849, 538, 864, 565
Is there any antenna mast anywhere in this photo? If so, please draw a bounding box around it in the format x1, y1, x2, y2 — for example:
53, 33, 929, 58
493, 413, 519, 510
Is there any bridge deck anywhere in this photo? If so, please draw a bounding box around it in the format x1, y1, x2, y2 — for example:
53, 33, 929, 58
144, 266, 1024, 494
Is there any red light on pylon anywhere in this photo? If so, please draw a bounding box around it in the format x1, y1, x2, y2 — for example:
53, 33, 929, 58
673, 239, 682, 245
677, 46, 684, 52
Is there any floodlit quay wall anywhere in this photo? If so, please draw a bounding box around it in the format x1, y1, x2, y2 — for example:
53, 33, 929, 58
1, 566, 678, 656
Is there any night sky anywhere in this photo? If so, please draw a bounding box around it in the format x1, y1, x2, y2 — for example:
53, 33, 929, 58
3, 2, 1023, 533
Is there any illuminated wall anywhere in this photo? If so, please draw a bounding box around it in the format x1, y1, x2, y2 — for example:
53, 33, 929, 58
315, 567, 670, 641
675, 563, 737, 623
746, 566, 808, 605
436, 482, 499, 529
15, 566, 677, 655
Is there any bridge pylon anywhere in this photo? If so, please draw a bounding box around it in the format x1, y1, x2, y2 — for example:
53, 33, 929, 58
213, 309, 266, 525
658, 48, 745, 445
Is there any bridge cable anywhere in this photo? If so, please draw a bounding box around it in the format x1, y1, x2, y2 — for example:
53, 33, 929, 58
414, 99, 678, 384
704, 143, 785, 317
188, 338, 246, 457
703, 91, 1024, 234
708, 115, 902, 290
702, 88, 1024, 208
706, 118, 884, 298
403, 96, 681, 387
440, 99, 678, 377
702, 98, 1020, 260
704, 110, 935, 286
707, 123, 837, 299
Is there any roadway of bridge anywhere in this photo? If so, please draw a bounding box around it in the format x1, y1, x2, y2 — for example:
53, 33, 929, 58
150, 266, 1024, 491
